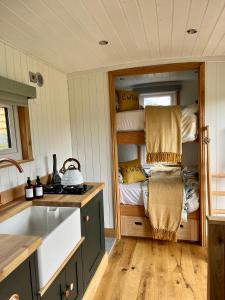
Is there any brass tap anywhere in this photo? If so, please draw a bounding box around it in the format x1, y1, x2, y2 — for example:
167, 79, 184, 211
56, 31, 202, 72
0, 158, 23, 173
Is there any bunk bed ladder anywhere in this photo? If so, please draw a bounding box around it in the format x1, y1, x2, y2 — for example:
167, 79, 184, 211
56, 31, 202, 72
204, 125, 225, 216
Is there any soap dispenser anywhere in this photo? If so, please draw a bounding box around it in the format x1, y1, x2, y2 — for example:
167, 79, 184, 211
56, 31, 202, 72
34, 176, 44, 199
25, 177, 34, 200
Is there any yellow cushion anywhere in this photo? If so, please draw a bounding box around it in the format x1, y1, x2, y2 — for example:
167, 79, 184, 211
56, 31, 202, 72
117, 90, 139, 111
119, 159, 146, 184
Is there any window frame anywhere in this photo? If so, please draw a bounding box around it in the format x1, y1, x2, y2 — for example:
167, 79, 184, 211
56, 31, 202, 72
0, 102, 22, 160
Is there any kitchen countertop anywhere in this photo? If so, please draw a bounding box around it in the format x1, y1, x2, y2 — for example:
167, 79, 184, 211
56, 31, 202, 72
0, 234, 42, 282
0, 182, 105, 223
33, 182, 105, 208
0, 182, 104, 283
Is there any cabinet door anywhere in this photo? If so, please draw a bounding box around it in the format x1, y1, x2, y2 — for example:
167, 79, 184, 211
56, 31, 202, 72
41, 271, 65, 300
0, 254, 37, 300
41, 248, 83, 300
64, 247, 83, 300
81, 191, 105, 289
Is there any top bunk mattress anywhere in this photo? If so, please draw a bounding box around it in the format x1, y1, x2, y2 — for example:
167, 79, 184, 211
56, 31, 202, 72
117, 110, 144, 132
116, 106, 198, 143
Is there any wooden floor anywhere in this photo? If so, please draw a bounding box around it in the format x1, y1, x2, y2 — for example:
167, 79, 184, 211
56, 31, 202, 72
94, 238, 207, 300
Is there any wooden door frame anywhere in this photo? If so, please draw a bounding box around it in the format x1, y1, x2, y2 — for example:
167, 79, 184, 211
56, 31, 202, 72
108, 62, 206, 246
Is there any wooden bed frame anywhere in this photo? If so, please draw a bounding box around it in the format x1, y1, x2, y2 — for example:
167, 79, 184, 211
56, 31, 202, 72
117, 130, 199, 144
120, 204, 199, 219
109, 62, 206, 246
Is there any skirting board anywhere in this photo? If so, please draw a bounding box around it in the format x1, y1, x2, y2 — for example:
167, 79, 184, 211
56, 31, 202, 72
104, 228, 115, 237
83, 253, 108, 300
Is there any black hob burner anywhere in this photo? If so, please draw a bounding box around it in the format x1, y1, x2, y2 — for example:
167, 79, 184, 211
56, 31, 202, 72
43, 184, 93, 195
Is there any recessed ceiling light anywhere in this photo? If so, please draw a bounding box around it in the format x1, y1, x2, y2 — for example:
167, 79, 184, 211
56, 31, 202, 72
99, 40, 109, 45
187, 28, 197, 34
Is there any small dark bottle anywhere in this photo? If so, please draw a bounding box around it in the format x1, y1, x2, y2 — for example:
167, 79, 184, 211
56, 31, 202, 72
25, 177, 34, 200
51, 154, 61, 185
34, 176, 44, 199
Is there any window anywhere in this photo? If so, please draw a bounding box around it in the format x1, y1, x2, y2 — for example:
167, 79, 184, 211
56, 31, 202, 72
140, 91, 177, 107
0, 74, 36, 164
0, 103, 22, 159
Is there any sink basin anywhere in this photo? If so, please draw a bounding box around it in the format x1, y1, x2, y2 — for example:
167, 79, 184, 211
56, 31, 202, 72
0, 206, 81, 289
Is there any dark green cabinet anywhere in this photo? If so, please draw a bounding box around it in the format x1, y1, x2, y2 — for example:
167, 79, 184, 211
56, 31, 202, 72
0, 253, 38, 300
42, 247, 83, 300
81, 191, 105, 290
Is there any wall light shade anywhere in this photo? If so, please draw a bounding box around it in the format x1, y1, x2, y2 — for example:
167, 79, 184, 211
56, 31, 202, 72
29, 71, 44, 87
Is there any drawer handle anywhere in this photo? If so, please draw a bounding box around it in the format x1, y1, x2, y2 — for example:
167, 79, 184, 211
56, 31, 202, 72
63, 282, 74, 298
180, 224, 184, 228
9, 295, 20, 300
84, 215, 90, 222
134, 221, 143, 226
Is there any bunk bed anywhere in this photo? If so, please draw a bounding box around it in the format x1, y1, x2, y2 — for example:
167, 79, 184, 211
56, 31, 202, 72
109, 62, 206, 246
116, 104, 202, 242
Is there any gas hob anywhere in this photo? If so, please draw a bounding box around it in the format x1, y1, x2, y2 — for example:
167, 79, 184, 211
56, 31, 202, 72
43, 184, 93, 195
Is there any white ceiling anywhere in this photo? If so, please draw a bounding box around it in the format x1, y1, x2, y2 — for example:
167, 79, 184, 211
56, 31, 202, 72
1, 0, 225, 73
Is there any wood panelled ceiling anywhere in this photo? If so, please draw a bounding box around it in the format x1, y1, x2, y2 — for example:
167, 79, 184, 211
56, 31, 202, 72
0, 0, 225, 73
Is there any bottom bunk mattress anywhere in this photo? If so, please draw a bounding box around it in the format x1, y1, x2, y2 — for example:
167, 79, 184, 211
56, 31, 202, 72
119, 182, 144, 206
119, 176, 199, 221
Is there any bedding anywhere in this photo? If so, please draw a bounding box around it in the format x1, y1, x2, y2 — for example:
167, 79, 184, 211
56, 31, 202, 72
145, 105, 182, 163
116, 104, 198, 142
119, 182, 144, 205
119, 166, 199, 222
147, 167, 183, 241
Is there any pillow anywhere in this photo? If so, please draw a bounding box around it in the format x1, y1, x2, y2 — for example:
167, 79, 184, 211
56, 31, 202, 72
118, 171, 124, 183
182, 103, 198, 117
117, 90, 139, 111
119, 159, 146, 184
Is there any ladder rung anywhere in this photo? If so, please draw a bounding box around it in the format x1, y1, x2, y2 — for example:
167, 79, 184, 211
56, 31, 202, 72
212, 209, 225, 214
212, 174, 225, 178
212, 191, 225, 196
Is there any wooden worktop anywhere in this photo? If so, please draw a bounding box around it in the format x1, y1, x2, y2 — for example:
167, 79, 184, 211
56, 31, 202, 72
0, 234, 42, 282
0, 182, 105, 223
33, 182, 105, 208
0, 182, 104, 282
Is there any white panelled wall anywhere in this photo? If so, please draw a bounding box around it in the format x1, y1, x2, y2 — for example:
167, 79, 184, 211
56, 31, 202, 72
68, 72, 113, 228
206, 62, 225, 210
0, 40, 72, 192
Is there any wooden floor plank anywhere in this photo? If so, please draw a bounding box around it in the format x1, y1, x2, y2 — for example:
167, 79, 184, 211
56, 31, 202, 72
94, 238, 207, 300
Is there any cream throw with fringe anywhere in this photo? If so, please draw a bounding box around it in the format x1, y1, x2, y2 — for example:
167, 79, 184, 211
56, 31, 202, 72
145, 106, 182, 163
148, 168, 183, 241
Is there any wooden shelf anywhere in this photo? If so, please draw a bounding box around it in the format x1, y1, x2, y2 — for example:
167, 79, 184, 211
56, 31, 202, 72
117, 131, 199, 145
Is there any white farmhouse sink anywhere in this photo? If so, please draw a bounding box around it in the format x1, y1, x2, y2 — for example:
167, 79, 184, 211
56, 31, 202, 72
0, 206, 81, 289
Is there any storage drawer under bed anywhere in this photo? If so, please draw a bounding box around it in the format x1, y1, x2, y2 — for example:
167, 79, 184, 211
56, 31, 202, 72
121, 215, 199, 241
